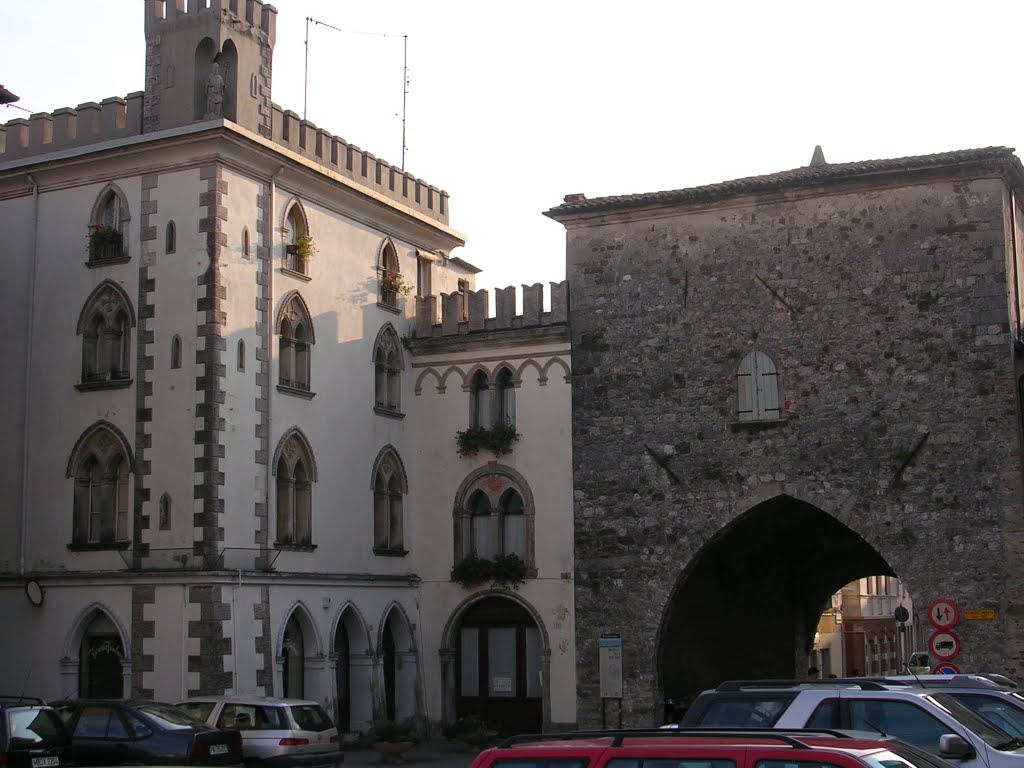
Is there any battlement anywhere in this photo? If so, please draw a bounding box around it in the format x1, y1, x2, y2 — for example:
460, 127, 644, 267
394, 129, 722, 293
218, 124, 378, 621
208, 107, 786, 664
0, 94, 145, 162
270, 104, 449, 223
415, 281, 568, 338
144, 0, 277, 46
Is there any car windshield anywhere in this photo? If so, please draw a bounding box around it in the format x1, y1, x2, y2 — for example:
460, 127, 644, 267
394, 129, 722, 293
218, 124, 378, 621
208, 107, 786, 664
7, 709, 70, 747
136, 704, 205, 730
928, 693, 1016, 748
860, 749, 942, 768
289, 705, 332, 732
884, 741, 963, 768
944, 693, 1024, 740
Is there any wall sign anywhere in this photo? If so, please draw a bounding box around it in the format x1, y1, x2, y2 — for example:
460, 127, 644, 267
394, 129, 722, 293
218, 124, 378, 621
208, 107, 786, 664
599, 634, 622, 699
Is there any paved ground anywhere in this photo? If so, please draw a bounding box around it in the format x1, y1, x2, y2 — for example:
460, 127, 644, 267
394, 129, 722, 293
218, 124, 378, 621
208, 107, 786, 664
342, 740, 484, 768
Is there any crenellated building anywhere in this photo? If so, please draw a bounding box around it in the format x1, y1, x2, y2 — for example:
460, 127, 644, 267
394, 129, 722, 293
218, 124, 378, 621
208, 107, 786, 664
0, 0, 573, 736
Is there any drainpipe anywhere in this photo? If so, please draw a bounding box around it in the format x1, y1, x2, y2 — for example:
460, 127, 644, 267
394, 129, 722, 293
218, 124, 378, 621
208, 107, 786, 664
1011, 192, 1021, 338
19, 174, 40, 576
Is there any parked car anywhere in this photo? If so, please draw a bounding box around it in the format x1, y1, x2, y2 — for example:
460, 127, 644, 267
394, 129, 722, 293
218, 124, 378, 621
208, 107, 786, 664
0, 696, 73, 768
53, 699, 242, 766
679, 679, 1024, 768
468, 727, 959, 768
176, 696, 342, 767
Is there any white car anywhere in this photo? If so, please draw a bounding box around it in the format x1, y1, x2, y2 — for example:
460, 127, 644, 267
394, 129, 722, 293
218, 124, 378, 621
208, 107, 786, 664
177, 696, 342, 768
681, 679, 1024, 768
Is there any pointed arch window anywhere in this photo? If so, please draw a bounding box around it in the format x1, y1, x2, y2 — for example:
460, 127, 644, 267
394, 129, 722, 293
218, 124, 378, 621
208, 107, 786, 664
159, 493, 172, 530
170, 335, 182, 369
495, 367, 516, 427
469, 370, 491, 428
284, 202, 312, 275
76, 283, 135, 390
70, 427, 131, 549
237, 339, 246, 372
242, 227, 251, 259
274, 434, 315, 548
454, 466, 535, 573
378, 241, 401, 308
277, 293, 314, 396
87, 187, 129, 264
737, 351, 781, 422
165, 220, 176, 254
373, 325, 404, 415
372, 450, 407, 556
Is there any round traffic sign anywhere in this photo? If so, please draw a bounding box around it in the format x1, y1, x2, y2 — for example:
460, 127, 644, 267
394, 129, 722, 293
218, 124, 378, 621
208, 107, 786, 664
894, 606, 910, 623
932, 662, 961, 675
928, 599, 958, 630
929, 629, 961, 661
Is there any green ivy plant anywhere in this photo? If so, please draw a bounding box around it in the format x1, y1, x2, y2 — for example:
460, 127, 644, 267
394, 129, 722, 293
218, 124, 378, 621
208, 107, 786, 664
451, 553, 527, 589
365, 719, 420, 745
381, 271, 414, 297
455, 424, 519, 457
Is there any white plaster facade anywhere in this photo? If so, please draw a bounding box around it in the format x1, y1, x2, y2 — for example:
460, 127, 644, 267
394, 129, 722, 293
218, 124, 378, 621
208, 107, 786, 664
0, 0, 574, 736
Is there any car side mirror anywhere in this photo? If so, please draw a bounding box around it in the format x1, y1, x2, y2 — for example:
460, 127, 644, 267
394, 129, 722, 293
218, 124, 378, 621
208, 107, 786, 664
939, 734, 973, 759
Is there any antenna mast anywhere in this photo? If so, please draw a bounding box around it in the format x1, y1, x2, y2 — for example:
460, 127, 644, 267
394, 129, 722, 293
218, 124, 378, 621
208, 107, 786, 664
401, 35, 408, 170
303, 17, 311, 120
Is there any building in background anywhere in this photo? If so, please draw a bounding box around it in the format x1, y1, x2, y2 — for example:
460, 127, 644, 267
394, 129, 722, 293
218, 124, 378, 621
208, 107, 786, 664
0, 0, 573, 736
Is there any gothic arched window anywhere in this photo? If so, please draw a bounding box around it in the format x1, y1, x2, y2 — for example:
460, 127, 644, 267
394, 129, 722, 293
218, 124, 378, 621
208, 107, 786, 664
277, 293, 314, 394
373, 325, 404, 414
77, 282, 136, 389
454, 466, 535, 573
372, 448, 407, 555
495, 367, 516, 427
469, 370, 490, 428
378, 240, 402, 308
87, 186, 129, 263
274, 432, 315, 547
70, 427, 131, 547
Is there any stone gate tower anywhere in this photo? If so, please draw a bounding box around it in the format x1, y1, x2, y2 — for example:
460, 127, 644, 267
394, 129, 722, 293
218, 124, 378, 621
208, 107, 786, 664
143, 0, 277, 136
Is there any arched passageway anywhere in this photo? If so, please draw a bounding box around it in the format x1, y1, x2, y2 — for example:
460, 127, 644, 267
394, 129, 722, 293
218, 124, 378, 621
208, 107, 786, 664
658, 495, 897, 711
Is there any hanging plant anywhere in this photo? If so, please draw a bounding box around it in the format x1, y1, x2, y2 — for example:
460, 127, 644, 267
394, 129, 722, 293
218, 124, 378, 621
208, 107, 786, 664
381, 271, 413, 296
451, 553, 526, 589
455, 424, 520, 457
87, 224, 123, 259
286, 234, 317, 260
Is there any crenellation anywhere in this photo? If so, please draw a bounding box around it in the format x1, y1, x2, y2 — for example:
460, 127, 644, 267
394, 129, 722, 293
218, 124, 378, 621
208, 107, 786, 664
100, 97, 127, 135
28, 113, 53, 150
415, 281, 569, 338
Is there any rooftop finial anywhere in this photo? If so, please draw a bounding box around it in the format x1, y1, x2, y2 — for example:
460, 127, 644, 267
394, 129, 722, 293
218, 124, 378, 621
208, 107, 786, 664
810, 145, 827, 166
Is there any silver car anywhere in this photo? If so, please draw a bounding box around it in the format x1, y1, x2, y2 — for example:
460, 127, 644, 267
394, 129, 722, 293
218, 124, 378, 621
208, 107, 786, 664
176, 697, 342, 768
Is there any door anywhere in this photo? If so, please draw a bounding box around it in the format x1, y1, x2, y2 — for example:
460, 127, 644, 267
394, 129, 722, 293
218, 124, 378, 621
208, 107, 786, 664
456, 597, 542, 735
334, 625, 350, 731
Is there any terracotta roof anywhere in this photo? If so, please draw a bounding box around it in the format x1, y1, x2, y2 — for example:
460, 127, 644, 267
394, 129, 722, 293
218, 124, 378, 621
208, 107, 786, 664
544, 146, 1022, 218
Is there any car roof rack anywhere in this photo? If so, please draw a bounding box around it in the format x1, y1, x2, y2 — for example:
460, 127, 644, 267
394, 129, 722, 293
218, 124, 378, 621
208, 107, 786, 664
501, 728, 857, 749
715, 679, 889, 691
0, 695, 47, 705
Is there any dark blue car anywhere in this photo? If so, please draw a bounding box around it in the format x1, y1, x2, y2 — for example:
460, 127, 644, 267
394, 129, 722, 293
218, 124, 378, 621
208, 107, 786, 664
53, 700, 241, 766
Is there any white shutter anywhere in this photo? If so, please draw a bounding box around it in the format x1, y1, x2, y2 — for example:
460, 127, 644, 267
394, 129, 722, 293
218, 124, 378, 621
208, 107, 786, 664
737, 353, 755, 420
754, 351, 780, 419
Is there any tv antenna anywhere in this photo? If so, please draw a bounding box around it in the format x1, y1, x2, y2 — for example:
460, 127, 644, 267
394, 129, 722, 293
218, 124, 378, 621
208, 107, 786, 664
304, 17, 409, 170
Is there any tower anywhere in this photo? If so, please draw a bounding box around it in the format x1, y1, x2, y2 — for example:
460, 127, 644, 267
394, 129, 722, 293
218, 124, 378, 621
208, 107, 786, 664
143, 0, 277, 136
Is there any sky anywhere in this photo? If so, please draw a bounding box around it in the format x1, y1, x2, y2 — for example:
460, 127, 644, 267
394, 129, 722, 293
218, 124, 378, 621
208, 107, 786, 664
5, 0, 1024, 294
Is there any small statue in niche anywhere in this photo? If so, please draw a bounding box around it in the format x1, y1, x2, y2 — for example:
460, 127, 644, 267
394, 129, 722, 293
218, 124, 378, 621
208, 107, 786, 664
204, 62, 225, 119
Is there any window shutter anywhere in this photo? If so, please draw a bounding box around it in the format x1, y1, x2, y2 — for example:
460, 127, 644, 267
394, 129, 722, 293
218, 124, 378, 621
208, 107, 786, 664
737, 354, 755, 421
754, 351, 780, 419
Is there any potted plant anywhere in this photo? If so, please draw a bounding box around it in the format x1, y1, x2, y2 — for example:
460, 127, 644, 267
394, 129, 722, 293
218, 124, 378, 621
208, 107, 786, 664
365, 720, 420, 763
451, 553, 527, 589
381, 271, 413, 297
454, 424, 520, 457
445, 714, 499, 750
87, 224, 123, 260
286, 234, 317, 260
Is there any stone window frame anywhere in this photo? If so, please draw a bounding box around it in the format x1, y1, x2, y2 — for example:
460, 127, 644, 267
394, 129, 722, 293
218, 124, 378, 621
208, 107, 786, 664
372, 323, 405, 419
65, 421, 135, 551
371, 445, 409, 557
735, 350, 783, 424
452, 463, 536, 576
170, 335, 182, 370
276, 291, 316, 399
86, 184, 131, 267
376, 238, 403, 313
165, 220, 176, 254
272, 428, 318, 551
75, 280, 136, 392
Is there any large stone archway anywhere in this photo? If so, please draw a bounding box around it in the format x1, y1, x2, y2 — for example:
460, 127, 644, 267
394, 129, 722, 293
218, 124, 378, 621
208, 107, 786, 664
657, 495, 896, 707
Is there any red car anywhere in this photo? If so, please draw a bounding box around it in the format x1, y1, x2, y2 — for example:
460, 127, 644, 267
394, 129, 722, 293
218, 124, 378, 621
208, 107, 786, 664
468, 728, 957, 768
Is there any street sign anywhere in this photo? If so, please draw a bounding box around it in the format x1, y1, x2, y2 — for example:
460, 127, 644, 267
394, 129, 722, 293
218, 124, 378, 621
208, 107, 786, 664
929, 629, 961, 661
928, 599, 958, 630
894, 606, 910, 623
933, 662, 961, 675
964, 609, 996, 620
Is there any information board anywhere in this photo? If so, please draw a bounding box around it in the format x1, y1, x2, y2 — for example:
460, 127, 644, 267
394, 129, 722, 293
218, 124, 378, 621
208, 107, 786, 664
599, 635, 622, 699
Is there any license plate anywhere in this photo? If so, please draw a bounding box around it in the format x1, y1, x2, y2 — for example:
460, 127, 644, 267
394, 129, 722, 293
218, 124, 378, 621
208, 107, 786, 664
32, 758, 59, 767
209, 745, 228, 756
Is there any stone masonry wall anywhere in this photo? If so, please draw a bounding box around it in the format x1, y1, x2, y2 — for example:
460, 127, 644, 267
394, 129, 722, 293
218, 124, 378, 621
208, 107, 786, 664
566, 176, 1024, 726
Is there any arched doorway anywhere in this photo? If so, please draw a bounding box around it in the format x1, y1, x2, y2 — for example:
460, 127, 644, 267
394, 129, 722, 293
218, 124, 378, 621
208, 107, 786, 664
382, 624, 396, 721
377, 605, 418, 724
283, 613, 305, 699
455, 596, 543, 735
79, 612, 125, 698
657, 495, 904, 717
